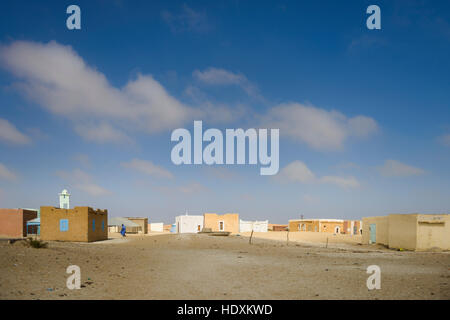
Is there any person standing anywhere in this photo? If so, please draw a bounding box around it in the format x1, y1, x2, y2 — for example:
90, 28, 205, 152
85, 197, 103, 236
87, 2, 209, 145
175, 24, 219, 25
120, 224, 126, 237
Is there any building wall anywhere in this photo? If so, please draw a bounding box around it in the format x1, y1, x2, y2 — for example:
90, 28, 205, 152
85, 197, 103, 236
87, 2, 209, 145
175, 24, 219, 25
343, 220, 363, 235
289, 220, 319, 232
388, 214, 418, 250
362, 216, 389, 245
126, 218, 148, 234
175, 215, 204, 233
204, 213, 239, 233
271, 225, 288, 231
320, 221, 344, 234
0, 209, 37, 238
289, 220, 344, 234
87, 208, 108, 242
149, 222, 164, 232
41, 206, 107, 242
239, 220, 268, 233
416, 214, 450, 251
363, 214, 450, 251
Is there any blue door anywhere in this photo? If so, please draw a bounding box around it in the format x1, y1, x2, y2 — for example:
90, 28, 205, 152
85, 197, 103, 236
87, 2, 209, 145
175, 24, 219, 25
369, 224, 376, 244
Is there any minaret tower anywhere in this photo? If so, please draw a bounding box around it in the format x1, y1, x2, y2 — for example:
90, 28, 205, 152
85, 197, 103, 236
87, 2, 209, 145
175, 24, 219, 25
59, 189, 71, 209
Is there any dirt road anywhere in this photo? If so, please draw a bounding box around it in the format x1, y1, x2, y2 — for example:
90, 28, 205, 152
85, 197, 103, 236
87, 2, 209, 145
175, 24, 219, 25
0, 233, 449, 299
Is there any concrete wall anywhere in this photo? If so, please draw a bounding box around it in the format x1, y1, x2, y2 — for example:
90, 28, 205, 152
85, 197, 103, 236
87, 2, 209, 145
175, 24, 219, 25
271, 225, 288, 231
320, 221, 344, 234
416, 214, 450, 251
175, 215, 204, 233
363, 214, 450, 251
87, 208, 109, 242
240, 220, 268, 233
388, 214, 418, 250
0, 209, 37, 238
41, 206, 108, 242
362, 216, 389, 245
204, 213, 239, 233
343, 220, 362, 235
126, 218, 148, 234
289, 220, 319, 232
289, 220, 344, 234
149, 222, 164, 232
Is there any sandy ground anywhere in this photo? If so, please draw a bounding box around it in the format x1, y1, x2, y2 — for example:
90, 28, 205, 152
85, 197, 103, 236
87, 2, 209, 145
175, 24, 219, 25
0, 232, 449, 300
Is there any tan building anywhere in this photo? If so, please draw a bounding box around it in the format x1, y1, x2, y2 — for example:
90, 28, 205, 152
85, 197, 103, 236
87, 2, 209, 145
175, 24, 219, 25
343, 220, 363, 235
289, 219, 362, 234
269, 224, 288, 231
204, 213, 239, 233
40, 206, 108, 242
125, 217, 148, 234
0, 209, 38, 238
289, 219, 342, 234
362, 214, 450, 251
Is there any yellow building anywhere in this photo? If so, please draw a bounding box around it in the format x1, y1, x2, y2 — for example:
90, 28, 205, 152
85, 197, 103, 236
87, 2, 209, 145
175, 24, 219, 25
40, 206, 108, 242
203, 213, 239, 233
362, 214, 450, 251
289, 219, 344, 234
125, 217, 148, 234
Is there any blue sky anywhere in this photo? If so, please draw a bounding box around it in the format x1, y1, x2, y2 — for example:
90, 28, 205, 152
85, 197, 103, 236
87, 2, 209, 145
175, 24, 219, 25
0, 0, 449, 224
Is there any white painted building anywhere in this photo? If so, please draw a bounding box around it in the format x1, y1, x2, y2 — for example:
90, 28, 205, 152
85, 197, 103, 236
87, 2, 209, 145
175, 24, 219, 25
59, 189, 70, 209
149, 222, 164, 232
239, 220, 268, 233
175, 214, 204, 233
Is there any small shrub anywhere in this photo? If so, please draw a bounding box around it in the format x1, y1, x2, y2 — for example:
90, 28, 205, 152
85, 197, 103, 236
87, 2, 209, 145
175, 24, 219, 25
26, 237, 48, 249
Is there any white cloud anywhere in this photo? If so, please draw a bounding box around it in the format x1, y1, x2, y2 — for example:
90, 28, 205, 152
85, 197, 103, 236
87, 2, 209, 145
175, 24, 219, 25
275, 160, 360, 188
275, 160, 316, 183
347, 116, 379, 138
0, 118, 30, 145
178, 182, 209, 194
193, 67, 262, 100
378, 160, 425, 177
262, 103, 378, 150
56, 169, 111, 196
0, 41, 193, 142
0, 163, 17, 181
438, 134, 450, 147
204, 167, 240, 181
122, 159, 174, 179
193, 67, 245, 86
74, 123, 132, 144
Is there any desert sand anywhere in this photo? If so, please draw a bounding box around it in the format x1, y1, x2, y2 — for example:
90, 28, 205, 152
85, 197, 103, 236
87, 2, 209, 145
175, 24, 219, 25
0, 232, 449, 300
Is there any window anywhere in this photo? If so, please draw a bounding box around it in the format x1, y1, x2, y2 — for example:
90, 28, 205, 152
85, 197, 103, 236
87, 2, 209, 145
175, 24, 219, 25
93, 219, 96, 231
60, 219, 69, 232
219, 221, 224, 231
102, 220, 105, 231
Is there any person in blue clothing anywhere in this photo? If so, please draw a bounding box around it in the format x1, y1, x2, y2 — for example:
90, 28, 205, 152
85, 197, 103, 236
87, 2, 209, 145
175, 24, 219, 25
120, 224, 126, 237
